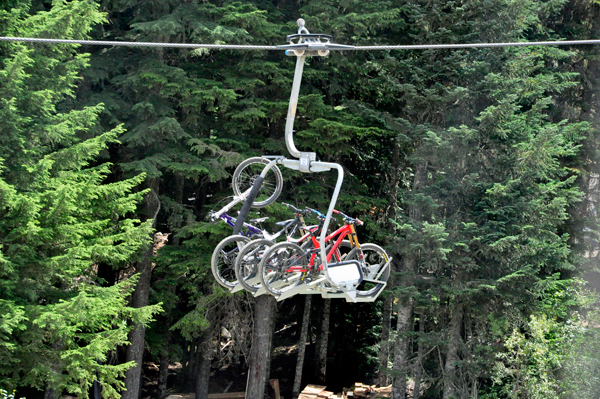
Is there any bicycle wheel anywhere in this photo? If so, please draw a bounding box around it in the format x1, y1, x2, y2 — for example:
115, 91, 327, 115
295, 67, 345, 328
232, 157, 283, 208
234, 238, 275, 293
211, 235, 251, 289
347, 243, 390, 297
259, 242, 307, 297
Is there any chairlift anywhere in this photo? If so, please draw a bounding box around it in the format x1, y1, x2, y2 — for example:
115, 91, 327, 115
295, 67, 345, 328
231, 20, 392, 303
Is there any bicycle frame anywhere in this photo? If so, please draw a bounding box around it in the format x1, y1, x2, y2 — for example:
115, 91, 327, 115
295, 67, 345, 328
211, 196, 305, 241
285, 219, 357, 273
217, 212, 262, 238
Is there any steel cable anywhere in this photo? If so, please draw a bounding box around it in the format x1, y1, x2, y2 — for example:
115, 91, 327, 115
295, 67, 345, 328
2, 36, 600, 51
0, 36, 279, 50
352, 39, 600, 50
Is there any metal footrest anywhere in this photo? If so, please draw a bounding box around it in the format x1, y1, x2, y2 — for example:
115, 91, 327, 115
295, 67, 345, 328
277, 276, 327, 301
254, 272, 304, 297
230, 283, 244, 293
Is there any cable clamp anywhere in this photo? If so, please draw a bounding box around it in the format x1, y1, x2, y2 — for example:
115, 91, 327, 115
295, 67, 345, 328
299, 152, 316, 173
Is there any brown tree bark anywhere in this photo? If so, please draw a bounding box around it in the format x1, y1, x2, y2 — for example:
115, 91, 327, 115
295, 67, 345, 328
443, 303, 464, 399
391, 291, 413, 399
317, 298, 331, 384
413, 314, 425, 399
246, 295, 277, 398
122, 254, 152, 399
196, 324, 214, 399
377, 295, 393, 387
123, 181, 160, 399
292, 295, 312, 399
157, 357, 169, 397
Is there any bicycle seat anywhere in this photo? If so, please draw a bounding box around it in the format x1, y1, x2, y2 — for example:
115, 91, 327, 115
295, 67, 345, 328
276, 219, 294, 226
250, 217, 269, 223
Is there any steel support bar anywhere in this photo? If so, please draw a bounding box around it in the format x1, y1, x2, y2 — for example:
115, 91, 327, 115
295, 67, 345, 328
309, 161, 345, 288
284, 56, 306, 159
277, 276, 327, 301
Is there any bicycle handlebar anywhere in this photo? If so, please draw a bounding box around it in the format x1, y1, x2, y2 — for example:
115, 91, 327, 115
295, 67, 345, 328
305, 207, 326, 220
333, 209, 364, 225
282, 202, 305, 214
207, 211, 218, 223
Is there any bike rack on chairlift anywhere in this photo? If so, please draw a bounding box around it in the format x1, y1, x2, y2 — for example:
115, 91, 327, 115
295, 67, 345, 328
231, 20, 392, 303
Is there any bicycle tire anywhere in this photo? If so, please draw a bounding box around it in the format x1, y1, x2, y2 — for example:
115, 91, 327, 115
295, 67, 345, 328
211, 235, 251, 289
232, 157, 283, 208
347, 243, 390, 297
234, 238, 275, 293
259, 242, 307, 297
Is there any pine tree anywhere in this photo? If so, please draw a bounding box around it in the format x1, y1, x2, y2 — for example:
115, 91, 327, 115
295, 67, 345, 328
0, 1, 159, 396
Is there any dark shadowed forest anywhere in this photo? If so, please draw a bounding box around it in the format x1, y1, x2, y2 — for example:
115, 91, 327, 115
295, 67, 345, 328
1, 0, 600, 398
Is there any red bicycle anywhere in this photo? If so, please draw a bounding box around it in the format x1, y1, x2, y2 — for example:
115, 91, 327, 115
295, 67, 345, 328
258, 208, 389, 298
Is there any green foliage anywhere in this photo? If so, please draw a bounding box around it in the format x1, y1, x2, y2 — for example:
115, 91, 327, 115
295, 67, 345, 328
1, 0, 598, 395
0, 0, 158, 396
7, 280, 161, 399
485, 280, 600, 399
492, 314, 568, 399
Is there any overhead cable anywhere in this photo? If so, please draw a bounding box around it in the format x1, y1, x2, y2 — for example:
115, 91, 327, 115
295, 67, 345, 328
0, 36, 278, 50
352, 39, 600, 50
1, 36, 600, 51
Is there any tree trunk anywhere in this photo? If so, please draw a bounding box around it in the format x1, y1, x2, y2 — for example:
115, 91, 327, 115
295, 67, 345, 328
391, 162, 427, 399
158, 352, 169, 398
378, 295, 393, 387
122, 254, 152, 399
413, 314, 425, 399
158, 174, 184, 397
443, 303, 464, 399
191, 339, 201, 391
123, 181, 160, 399
196, 325, 214, 399
44, 382, 57, 399
246, 295, 277, 398
292, 295, 312, 399
391, 292, 413, 399
386, 136, 402, 233
179, 341, 190, 389
317, 298, 331, 384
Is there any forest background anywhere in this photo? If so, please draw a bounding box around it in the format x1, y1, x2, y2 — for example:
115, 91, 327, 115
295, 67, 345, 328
1, 0, 600, 398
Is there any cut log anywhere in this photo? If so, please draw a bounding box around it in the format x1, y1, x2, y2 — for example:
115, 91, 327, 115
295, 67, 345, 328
299, 384, 327, 399
317, 391, 334, 398
269, 379, 281, 399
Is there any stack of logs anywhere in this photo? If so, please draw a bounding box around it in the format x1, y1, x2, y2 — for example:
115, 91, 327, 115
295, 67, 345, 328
299, 383, 392, 399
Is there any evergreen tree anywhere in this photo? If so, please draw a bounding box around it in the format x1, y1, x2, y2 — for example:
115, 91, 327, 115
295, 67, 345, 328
0, 1, 159, 396
4, 0, 594, 396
